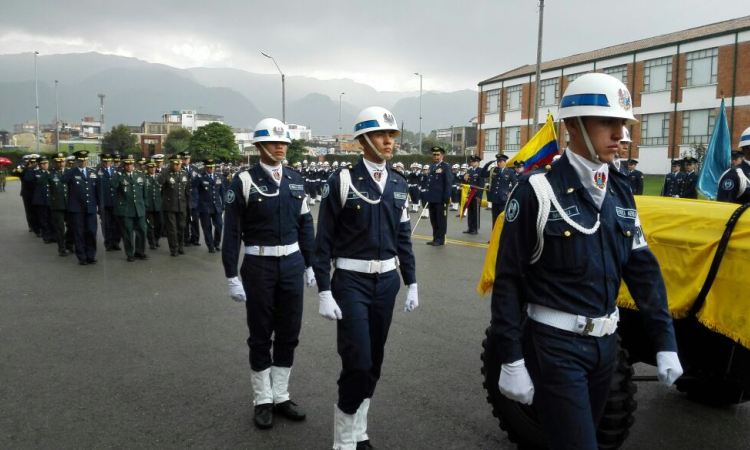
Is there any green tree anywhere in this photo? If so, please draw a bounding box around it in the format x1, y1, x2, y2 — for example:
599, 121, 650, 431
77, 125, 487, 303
420, 136, 452, 154
286, 139, 307, 163
102, 124, 138, 154
190, 122, 241, 162
164, 128, 193, 154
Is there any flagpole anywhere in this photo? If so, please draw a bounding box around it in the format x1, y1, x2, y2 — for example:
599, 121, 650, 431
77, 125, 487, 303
532, 0, 545, 132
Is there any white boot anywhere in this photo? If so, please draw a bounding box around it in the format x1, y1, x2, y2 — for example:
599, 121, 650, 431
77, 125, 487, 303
333, 404, 357, 450
250, 369, 273, 406
354, 398, 371, 444
270, 366, 291, 404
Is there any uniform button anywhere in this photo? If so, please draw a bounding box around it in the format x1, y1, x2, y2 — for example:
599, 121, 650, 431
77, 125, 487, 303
626, 231, 632, 237
564, 230, 571, 237
258, 198, 263, 202
357, 205, 361, 210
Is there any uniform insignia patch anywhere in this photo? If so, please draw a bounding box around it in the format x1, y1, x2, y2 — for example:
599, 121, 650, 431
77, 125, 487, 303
90, 173, 97, 179
548, 205, 579, 221
273, 126, 285, 137
615, 207, 637, 220
226, 189, 236, 204
273, 171, 281, 181
289, 184, 304, 190
322, 184, 330, 198
373, 171, 382, 182
394, 192, 407, 200
618, 88, 632, 111
506, 199, 520, 222
436, 168, 442, 173
182, 176, 187, 182
383, 113, 396, 125
722, 179, 735, 190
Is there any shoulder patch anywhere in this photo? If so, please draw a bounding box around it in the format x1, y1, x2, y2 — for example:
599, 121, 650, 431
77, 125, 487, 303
722, 178, 735, 191
226, 189, 236, 204
394, 192, 408, 200
322, 184, 330, 198
505, 199, 520, 222
615, 206, 638, 220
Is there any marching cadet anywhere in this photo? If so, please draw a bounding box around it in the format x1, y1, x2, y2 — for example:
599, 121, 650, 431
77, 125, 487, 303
492, 73, 681, 450
513, 160, 525, 181
99, 153, 122, 251
194, 159, 224, 253
222, 118, 316, 430
419, 164, 430, 218
661, 160, 685, 197
64, 151, 100, 265
717, 127, 750, 204
110, 155, 148, 262
158, 154, 191, 257
627, 159, 644, 195
462, 155, 484, 235
407, 163, 421, 213
181, 152, 202, 247
14, 154, 39, 234
26, 156, 53, 243
313, 106, 417, 450
48, 154, 72, 256
144, 161, 163, 249
450, 164, 461, 211
482, 154, 517, 228
616, 127, 631, 174
681, 156, 699, 199
424, 146, 453, 246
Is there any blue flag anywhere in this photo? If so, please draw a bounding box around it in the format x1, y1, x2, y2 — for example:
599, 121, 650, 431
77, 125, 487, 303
698, 99, 731, 200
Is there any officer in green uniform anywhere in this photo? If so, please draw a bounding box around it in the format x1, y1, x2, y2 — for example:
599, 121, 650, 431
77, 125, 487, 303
48, 153, 70, 256
110, 155, 149, 261
144, 161, 163, 249
158, 153, 191, 256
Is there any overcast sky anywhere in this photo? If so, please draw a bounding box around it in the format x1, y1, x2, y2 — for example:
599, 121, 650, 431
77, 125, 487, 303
2, 0, 749, 92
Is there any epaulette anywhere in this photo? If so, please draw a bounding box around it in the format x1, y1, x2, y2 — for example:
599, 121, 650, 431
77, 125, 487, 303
517, 167, 547, 184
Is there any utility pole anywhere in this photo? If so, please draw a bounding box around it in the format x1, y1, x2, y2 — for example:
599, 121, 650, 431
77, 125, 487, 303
34, 51, 40, 154
414, 72, 423, 154
339, 92, 345, 152
532, 0, 545, 132
98, 93, 106, 137
55, 80, 59, 154
400, 120, 405, 151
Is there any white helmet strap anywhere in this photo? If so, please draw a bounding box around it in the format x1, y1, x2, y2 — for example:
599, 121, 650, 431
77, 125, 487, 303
259, 143, 283, 163
577, 117, 600, 162
363, 134, 391, 162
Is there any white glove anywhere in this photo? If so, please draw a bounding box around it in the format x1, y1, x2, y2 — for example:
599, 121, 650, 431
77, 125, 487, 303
318, 290, 342, 320
404, 283, 419, 312
656, 351, 683, 387
498, 359, 535, 405
227, 277, 246, 302
304, 267, 317, 288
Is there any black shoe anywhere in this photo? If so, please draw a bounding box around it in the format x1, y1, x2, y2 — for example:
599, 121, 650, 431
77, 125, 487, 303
432, 242, 444, 246
155, 242, 161, 247
208, 247, 216, 253
177, 249, 185, 255
184, 242, 193, 247
192, 241, 201, 246
105, 247, 114, 251
136, 254, 149, 260
462, 230, 472, 233
170, 250, 178, 257
425, 241, 434, 246
274, 400, 306, 421
59, 251, 68, 257
215, 245, 220, 251
469, 230, 478, 235
127, 256, 135, 262
87, 258, 97, 264
79, 260, 88, 265
112, 246, 121, 251
149, 244, 157, 250
254, 403, 274, 429
357, 440, 375, 450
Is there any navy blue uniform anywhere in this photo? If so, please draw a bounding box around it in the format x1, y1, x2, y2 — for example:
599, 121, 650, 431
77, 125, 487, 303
661, 171, 685, 197
717, 160, 750, 204
418, 171, 429, 206
425, 160, 453, 245
194, 171, 225, 250
482, 163, 517, 228
628, 169, 644, 195
681, 170, 698, 199
222, 165, 315, 372
491, 153, 676, 449
15, 166, 40, 234
98, 166, 122, 249
183, 164, 201, 245
407, 170, 421, 207
464, 166, 484, 233
26, 168, 53, 242
64, 166, 100, 263
312, 161, 416, 415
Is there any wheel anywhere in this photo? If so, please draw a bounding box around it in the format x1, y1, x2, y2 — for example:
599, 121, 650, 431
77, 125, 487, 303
481, 327, 637, 450
675, 378, 750, 407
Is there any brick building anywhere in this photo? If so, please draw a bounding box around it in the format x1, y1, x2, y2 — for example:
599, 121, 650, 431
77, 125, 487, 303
477, 16, 750, 174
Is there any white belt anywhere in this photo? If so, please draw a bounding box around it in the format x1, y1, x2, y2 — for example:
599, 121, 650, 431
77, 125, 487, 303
245, 242, 299, 257
335, 257, 399, 274
527, 303, 619, 337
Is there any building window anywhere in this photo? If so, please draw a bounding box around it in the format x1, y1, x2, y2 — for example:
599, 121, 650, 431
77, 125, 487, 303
506, 85, 522, 111
644, 57, 672, 92
603, 65, 628, 85
686, 48, 718, 87
485, 128, 498, 152
486, 89, 500, 114
539, 78, 559, 106
567, 72, 588, 83
640, 113, 670, 145
682, 109, 716, 145
504, 126, 521, 151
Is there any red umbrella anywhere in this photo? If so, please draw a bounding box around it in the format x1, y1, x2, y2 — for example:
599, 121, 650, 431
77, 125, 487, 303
0, 157, 12, 166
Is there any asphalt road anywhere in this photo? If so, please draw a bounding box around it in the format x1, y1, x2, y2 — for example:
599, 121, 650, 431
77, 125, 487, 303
1, 180, 749, 450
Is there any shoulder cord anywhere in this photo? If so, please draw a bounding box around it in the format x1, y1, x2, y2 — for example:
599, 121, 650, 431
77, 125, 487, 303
736, 167, 749, 196
526, 174, 601, 264
238, 171, 279, 203
339, 168, 381, 207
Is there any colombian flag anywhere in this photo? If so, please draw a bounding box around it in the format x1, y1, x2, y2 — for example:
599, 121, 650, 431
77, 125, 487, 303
459, 184, 479, 221
507, 114, 559, 172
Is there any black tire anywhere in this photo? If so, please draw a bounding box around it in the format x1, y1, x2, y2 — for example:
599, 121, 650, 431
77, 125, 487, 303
481, 327, 637, 450
675, 378, 750, 407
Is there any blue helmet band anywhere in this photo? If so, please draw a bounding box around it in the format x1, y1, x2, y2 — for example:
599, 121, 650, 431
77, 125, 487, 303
560, 93, 610, 109
355, 119, 380, 132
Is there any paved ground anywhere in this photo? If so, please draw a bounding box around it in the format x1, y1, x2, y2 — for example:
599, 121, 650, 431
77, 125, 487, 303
1, 180, 749, 450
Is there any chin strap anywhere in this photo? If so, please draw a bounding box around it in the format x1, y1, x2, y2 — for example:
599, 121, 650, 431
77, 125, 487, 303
258, 143, 284, 163
363, 134, 391, 162
577, 117, 600, 162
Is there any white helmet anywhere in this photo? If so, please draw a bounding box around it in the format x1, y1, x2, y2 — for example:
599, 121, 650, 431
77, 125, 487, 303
461, 163, 468, 169
302, 159, 308, 164
332, 161, 339, 166
422, 164, 429, 170
415, 164, 422, 170
252, 118, 291, 144
353, 106, 401, 138
558, 73, 636, 124
323, 161, 330, 167
620, 126, 632, 143
738, 126, 750, 149
452, 164, 459, 169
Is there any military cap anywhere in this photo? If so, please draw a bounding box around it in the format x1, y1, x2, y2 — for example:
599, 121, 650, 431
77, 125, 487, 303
28, 155, 38, 163
496, 154, 509, 161
627, 159, 639, 165
137, 157, 147, 165
100, 153, 113, 161
66, 155, 76, 161
152, 154, 165, 160
431, 146, 445, 154
122, 155, 135, 164
73, 150, 90, 160
38, 156, 49, 163
169, 154, 182, 164
469, 155, 481, 162
671, 159, 683, 166
513, 160, 525, 168
53, 152, 66, 161
112, 153, 121, 162
180, 151, 191, 159
731, 151, 744, 159
204, 159, 216, 167
683, 156, 698, 164
146, 162, 156, 168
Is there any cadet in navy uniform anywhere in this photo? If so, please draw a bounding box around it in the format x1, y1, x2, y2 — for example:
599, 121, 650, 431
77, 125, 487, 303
492, 74, 681, 450
194, 159, 224, 253
462, 155, 484, 234
181, 152, 201, 246
616, 126, 631, 175
64, 151, 100, 265
26, 156, 53, 243
681, 156, 699, 199
98, 153, 122, 251
425, 146, 453, 246
717, 127, 750, 204
14, 155, 40, 234
49, 153, 71, 256
513, 160, 525, 181
313, 106, 417, 450
223, 118, 316, 430
482, 153, 517, 228
627, 159, 644, 195
418, 164, 430, 218
661, 160, 685, 197
407, 163, 421, 213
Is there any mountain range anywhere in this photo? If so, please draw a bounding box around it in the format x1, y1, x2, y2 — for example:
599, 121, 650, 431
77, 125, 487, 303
0, 52, 478, 137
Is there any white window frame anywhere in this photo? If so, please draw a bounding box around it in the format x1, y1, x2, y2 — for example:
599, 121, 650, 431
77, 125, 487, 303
644, 57, 673, 93
504, 126, 521, 151
603, 65, 628, 85
485, 89, 500, 114
681, 109, 716, 145
539, 78, 559, 106
506, 85, 522, 111
566, 72, 588, 83
640, 113, 670, 146
685, 48, 718, 87
485, 128, 499, 152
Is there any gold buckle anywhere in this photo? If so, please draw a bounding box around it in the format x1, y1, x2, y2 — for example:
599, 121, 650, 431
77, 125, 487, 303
581, 318, 595, 336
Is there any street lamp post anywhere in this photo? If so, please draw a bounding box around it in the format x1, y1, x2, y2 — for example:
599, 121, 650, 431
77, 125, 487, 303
55, 80, 59, 154
414, 72, 423, 154
339, 92, 345, 151
34, 51, 40, 153
262, 52, 285, 123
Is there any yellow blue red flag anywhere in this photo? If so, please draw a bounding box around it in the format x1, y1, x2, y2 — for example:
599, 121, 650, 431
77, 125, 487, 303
508, 114, 559, 172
